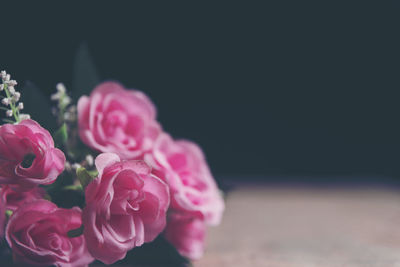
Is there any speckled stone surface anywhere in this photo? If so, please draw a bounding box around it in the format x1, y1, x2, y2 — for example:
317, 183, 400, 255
196, 184, 400, 267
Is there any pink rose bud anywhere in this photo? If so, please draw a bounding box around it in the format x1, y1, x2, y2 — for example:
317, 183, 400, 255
164, 213, 206, 260
0, 119, 65, 189
146, 133, 224, 226
77, 82, 161, 160
82, 153, 170, 264
6, 200, 93, 267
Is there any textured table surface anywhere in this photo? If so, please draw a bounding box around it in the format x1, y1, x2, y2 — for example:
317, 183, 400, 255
196, 183, 400, 267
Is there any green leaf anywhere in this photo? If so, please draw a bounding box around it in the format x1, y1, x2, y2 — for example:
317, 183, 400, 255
76, 167, 97, 188
72, 42, 100, 98
62, 184, 83, 191
53, 123, 68, 146
67, 225, 84, 238
87, 169, 99, 177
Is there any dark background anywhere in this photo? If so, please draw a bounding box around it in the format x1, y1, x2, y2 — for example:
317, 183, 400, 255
1, 2, 400, 181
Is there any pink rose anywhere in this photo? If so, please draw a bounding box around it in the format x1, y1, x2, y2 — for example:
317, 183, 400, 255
164, 213, 206, 260
145, 134, 224, 226
0, 119, 65, 189
6, 200, 93, 267
77, 82, 161, 159
0, 185, 45, 212
82, 153, 170, 264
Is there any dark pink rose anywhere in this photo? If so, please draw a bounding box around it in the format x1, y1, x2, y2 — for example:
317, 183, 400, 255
0, 185, 45, 212
6, 200, 93, 267
77, 82, 161, 159
0, 119, 65, 188
145, 133, 224, 226
164, 213, 206, 260
82, 153, 170, 264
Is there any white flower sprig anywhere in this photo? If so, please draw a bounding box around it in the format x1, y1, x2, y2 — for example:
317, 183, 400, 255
51, 83, 75, 124
0, 70, 30, 123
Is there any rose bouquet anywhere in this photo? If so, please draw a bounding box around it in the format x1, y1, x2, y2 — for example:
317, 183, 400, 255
0, 64, 224, 266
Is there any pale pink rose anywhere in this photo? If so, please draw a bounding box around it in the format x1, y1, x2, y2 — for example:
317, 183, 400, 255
82, 153, 170, 264
6, 200, 93, 267
0, 185, 45, 212
164, 213, 206, 260
77, 82, 161, 159
0, 119, 65, 189
145, 133, 224, 226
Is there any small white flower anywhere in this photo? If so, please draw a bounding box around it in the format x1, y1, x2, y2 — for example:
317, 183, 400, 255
51, 92, 61, 101
8, 86, 15, 95
0, 84, 4, 91
1, 70, 6, 79
85, 155, 94, 166
56, 83, 66, 94
13, 92, 21, 102
6, 110, 13, 117
19, 114, 31, 121
65, 161, 72, 172
18, 102, 24, 110
5, 80, 17, 86
64, 112, 71, 120
5, 74, 10, 82
72, 163, 82, 170
1, 98, 10, 106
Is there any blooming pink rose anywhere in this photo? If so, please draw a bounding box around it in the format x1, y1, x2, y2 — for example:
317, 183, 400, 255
0, 185, 45, 212
145, 134, 224, 226
6, 200, 93, 267
82, 153, 170, 264
77, 82, 161, 159
0, 119, 65, 189
164, 213, 206, 260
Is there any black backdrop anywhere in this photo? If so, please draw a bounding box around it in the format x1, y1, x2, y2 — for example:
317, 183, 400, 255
1, 2, 400, 180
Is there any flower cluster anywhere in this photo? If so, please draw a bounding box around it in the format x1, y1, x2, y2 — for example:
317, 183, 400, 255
0, 71, 30, 122
0, 73, 224, 266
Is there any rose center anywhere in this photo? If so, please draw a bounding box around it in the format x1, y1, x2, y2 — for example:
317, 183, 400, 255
21, 153, 36, 168
127, 190, 144, 212
48, 234, 62, 250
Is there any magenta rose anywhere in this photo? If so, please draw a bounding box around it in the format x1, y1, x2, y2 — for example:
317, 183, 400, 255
145, 133, 224, 226
77, 82, 161, 159
0, 119, 65, 189
6, 200, 93, 267
82, 153, 170, 264
164, 213, 206, 260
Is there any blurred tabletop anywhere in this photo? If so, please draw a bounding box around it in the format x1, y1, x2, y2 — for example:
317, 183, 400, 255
196, 182, 400, 267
